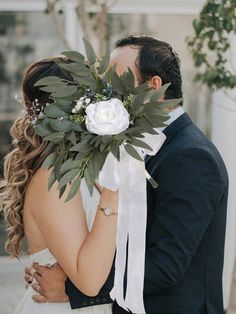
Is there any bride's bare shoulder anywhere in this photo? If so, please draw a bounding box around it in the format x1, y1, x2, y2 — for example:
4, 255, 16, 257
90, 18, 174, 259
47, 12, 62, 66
28, 167, 53, 190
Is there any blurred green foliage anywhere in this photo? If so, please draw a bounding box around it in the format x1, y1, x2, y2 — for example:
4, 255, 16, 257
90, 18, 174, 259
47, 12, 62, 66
188, 0, 236, 90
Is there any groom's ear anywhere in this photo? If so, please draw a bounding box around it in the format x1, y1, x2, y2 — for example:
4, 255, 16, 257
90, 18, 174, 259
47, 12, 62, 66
148, 75, 162, 91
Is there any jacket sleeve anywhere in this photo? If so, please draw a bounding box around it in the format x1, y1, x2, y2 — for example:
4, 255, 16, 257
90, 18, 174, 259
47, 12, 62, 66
144, 148, 225, 295
65, 256, 115, 309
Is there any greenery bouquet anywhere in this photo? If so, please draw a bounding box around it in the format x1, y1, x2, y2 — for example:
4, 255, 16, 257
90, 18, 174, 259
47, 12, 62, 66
33, 38, 181, 201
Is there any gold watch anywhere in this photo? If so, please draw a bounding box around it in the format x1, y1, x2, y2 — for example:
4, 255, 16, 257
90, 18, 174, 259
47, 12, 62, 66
97, 205, 118, 216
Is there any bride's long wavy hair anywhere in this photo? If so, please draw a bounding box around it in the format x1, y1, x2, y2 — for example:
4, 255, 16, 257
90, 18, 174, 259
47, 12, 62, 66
0, 57, 72, 257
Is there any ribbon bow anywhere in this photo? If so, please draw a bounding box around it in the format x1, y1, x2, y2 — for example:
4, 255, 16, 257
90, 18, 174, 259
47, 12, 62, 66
99, 130, 166, 313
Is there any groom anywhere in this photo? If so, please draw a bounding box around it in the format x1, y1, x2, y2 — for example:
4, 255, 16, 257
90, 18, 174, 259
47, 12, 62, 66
25, 36, 228, 314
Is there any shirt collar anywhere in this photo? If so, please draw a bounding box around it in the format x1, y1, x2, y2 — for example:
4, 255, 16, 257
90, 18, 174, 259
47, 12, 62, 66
158, 106, 185, 132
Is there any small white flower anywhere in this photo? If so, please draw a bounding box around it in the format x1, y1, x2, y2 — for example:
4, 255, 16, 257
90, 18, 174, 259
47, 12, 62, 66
38, 112, 44, 118
85, 98, 130, 135
80, 97, 84, 100
77, 100, 84, 106
59, 117, 64, 120
72, 99, 85, 114
85, 98, 91, 105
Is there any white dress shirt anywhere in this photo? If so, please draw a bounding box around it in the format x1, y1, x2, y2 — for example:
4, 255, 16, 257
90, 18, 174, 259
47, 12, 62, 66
158, 106, 185, 132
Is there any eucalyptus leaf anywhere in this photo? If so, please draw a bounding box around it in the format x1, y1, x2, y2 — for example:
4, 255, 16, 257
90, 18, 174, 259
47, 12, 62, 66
48, 169, 56, 190
98, 48, 110, 74
57, 62, 87, 74
93, 151, 108, 171
70, 141, 92, 153
59, 185, 67, 199
156, 98, 183, 108
53, 86, 77, 98
41, 152, 58, 168
124, 144, 143, 161
75, 76, 96, 88
84, 167, 94, 196
65, 176, 81, 202
60, 158, 82, 175
34, 124, 52, 137
34, 76, 65, 87
99, 142, 107, 152
150, 83, 172, 102
54, 154, 63, 181
44, 104, 67, 119
50, 119, 74, 133
101, 135, 112, 144
58, 169, 78, 189
83, 38, 97, 65
44, 132, 65, 143
132, 82, 149, 94
61, 50, 85, 62
110, 141, 120, 161
131, 138, 153, 151
66, 131, 77, 145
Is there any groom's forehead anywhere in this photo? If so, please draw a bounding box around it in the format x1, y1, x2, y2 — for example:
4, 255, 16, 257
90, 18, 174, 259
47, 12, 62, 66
110, 46, 140, 76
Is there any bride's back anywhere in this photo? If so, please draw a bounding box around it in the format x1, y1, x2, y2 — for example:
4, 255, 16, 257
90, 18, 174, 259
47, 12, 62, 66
23, 167, 69, 255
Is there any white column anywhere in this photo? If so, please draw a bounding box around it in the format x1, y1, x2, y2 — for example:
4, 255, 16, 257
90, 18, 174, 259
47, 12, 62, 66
212, 90, 236, 309
211, 34, 236, 309
64, 0, 82, 50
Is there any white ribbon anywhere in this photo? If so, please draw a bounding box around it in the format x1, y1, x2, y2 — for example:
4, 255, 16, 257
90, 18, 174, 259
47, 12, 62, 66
99, 130, 166, 313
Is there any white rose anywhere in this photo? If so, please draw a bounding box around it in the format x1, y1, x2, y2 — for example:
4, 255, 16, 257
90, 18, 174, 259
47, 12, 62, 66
85, 98, 130, 135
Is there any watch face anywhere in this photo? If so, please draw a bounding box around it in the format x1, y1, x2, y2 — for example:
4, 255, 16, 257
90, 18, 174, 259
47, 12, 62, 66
104, 207, 112, 216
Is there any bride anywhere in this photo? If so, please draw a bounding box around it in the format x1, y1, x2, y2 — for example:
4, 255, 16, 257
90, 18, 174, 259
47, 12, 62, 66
0, 57, 118, 314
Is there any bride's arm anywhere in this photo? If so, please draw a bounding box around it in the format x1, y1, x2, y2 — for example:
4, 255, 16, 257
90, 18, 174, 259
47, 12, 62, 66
30, 168, 118, 296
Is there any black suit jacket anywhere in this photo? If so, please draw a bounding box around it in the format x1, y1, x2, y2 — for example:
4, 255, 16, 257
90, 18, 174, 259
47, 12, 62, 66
66, 113, 228, 314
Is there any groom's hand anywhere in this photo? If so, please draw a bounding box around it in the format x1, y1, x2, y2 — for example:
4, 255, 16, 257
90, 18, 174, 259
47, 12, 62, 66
31, 263, 69, 303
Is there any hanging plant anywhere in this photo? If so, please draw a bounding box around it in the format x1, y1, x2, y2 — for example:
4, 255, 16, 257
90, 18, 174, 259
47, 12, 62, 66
187, 0, 236, 90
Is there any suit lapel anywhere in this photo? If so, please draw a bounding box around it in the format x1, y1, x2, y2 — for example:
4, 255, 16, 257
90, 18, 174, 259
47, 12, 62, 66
145, 113, 193, 165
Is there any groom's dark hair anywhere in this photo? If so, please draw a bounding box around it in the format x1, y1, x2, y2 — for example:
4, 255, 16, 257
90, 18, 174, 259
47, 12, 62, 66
115, 35, 183, 103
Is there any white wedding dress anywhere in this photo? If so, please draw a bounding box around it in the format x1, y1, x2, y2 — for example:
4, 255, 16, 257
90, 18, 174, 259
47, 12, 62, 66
13, 180, 112, 314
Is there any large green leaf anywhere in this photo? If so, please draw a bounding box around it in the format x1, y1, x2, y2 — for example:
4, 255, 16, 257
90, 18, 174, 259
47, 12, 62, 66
98, 48, 110, 74
50, 119, 74, 133
61, 51, 85, 62
83, 38, 97, 65
58, 169, 78, 189
124, 144, 143, 161
149, 83, 171, 102
70, 141, 92, 153
132, 82, 149, 95
57, 62, 87, 75
34, 124, 52, 137
101, 135, 112, 144
48, 169, 56, 190
66, 131, 77, 145
44, 132, 65, 143
156, 98, 183, 108
110, 141, 120, 161
41, 152, 58, 168
75, 76, 96, 88
44, 104, 67, 119
131, 138, 153, 151
60, 158, 82, 175
135, 117, 157, 134
84, 166, 94, 196
144, 104, 168, 117
109, 68, 124, 94
65, 176, 81, 202
59, 185, 67, 199
147, 116, 167, 128
53, 86, 77, 98
34, 76, 65, 87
